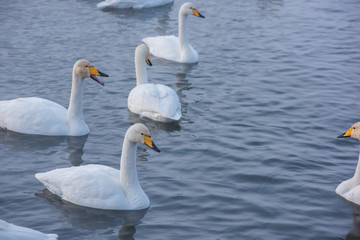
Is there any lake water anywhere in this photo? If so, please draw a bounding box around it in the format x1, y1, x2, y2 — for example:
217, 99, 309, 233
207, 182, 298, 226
1, 0, 360, 239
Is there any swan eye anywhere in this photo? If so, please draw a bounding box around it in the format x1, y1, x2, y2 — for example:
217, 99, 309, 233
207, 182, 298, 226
354, 127, 356, 129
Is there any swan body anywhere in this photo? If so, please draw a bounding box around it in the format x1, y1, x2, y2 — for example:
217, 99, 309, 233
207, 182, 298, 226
128, 44, 181, 122
97, 0, 173, 9
0, 220, 58, 240
36, 123, 160, 210
337, 122, 360, 205
0, 59, 108, 136
142, 2, 205, 63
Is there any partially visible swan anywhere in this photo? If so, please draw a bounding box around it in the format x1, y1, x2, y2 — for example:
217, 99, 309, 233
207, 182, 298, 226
0, 219, 58, 240
97, 0, 173, 9
36, 123, 160, 210
128, 44, 181, 122
142, 2, 205, 63
0, 59, 108, 136
337, 122, 360, 205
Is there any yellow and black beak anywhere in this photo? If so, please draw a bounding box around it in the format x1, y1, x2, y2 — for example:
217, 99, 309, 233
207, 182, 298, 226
192, 8, 205, 18
143, 135, 160, 152
88, 66, 109, 86
145, 56, 152, 67
337, 127, 353, 138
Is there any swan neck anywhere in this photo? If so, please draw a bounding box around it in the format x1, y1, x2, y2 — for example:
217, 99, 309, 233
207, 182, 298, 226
67, 73, 84, 123
354, 146, 360, 179
178, 12, 189, 47
135, 52, 148, 86
120, 136, 140, 189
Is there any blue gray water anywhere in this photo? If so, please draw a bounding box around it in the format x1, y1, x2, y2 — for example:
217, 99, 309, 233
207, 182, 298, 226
1, 0, 360, 239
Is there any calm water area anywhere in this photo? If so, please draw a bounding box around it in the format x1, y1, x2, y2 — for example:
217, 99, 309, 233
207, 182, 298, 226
1, 0, 360, 239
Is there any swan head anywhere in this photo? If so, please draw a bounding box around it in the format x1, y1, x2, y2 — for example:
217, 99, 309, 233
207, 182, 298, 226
73, 59, 109, 86
127, 123, 160, 152
136, 44, 152, 66
180, 2, 205, 18
338, 122, 360, 139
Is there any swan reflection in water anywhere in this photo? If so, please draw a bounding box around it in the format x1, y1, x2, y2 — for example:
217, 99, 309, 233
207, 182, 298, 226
338, 198, 360, 240
36, 189, 147, 240
0, 129, 88, 166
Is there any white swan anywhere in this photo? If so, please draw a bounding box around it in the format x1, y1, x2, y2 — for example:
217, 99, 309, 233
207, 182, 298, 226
97, 0, 173, 9
128, 44, 181, 122
35, 123, 160, 210
142, 2, 205, 63
337, 122, 360, 205
0, 59, 108, 136
0, 219, 58, 240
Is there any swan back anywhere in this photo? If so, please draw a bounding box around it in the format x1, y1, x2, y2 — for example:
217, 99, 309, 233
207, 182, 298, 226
0, 220, 58, 240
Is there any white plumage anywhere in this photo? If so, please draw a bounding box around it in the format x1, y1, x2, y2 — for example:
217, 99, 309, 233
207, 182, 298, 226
36, 123, 160, 210
0, 220, 58, 240
337, 122, 360, 205
142, 2, 205, 63
128, 44, 181, 122
97, 0, 173, 9
0, 59, 108, 136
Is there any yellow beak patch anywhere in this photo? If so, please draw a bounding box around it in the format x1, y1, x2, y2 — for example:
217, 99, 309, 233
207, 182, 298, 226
145, 56, 152, 66
192, 9, 201, 17
88, 66, 100, 76
343, 127, 353, 137
144, 135, 153, 148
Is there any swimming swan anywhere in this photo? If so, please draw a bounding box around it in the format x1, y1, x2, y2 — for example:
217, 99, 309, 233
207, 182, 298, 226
0, 59, 108, 136
35, 123, 160, 210
142, 2, 205, 63
97, 0, 173, 9
128, 44, 181, 122
0, 219, 58, 240
337, 122, 360, 205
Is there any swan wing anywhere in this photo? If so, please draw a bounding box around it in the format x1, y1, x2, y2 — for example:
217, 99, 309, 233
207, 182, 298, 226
35, 164, 130, 210
0, 220, 58, 240
143, 35, 181, 62
0, 97, 69, 135
128, 84, 181, 122
97, 0, 173, 9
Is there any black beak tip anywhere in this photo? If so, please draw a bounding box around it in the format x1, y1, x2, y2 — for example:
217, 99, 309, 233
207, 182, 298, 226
99, 71, 109, 77
152, 141, 160, 153
337, 133, 347, 138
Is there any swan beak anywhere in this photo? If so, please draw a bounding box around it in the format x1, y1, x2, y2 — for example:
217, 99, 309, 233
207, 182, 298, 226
144, 135, 160, 152
146, 56, 152, 66
192, 9, 205, 18
337, 127, 353, 138
89, 66, 108, 86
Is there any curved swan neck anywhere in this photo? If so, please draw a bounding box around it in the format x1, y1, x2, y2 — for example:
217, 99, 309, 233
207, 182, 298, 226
135, 52, 148, 86
354, 145, 360, 179
67, 73, 85, 123
120, 135, 140, 189
178, 12, 189, 48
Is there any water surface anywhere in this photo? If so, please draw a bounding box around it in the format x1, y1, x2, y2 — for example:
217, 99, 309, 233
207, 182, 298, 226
1, 0, 360, 239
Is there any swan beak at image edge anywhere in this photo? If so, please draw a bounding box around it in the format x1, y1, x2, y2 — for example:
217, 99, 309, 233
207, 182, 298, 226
192, 8, 205, 18
89, 66, 109, 86
144, 135, 161, 152
337, 127, 353, 138
146, 56, 152, 66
